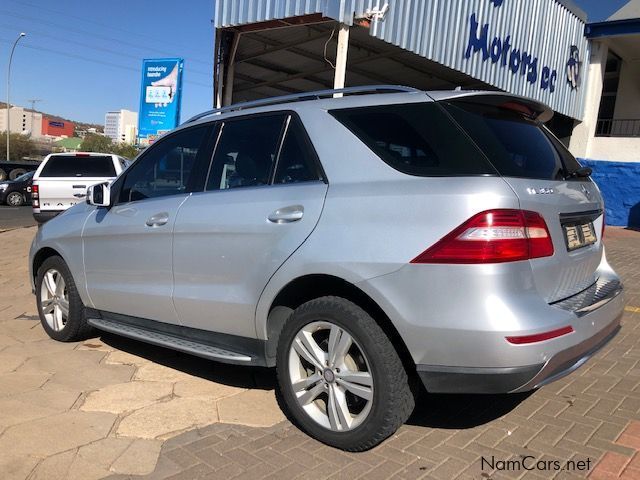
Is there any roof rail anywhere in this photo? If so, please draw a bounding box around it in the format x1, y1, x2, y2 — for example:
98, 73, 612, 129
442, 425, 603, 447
184, 85, 421, 124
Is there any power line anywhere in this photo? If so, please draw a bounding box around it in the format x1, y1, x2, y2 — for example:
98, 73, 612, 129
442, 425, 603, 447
0, 21, 213, 78
9, 0, 212, 56
0, 37, 213, 89
0, 9, 213, 67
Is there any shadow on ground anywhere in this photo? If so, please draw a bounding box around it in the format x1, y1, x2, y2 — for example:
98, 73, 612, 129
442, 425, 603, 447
408, 389, 532, 429
99, 331, 531, 431
98, 332, 276, 390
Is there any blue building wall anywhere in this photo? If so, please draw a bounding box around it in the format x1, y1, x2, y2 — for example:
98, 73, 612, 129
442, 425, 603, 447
579, 159, 640, 227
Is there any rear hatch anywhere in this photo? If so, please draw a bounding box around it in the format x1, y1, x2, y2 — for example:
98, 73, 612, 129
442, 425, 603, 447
36, 154, 116, 211
442, 96, 603, 302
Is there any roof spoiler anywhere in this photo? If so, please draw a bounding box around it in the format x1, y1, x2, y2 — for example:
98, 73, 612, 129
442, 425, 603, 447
427, 91, 554, 123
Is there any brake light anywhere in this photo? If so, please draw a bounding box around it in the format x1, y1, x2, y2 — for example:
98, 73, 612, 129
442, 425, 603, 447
601, 210, 606, 241
506, 326, 574, 344
31, 183, 39, 208
411, 209, 554, 264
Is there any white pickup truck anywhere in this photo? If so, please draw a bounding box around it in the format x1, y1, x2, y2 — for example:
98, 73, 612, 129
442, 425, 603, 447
32, 152, 130, 223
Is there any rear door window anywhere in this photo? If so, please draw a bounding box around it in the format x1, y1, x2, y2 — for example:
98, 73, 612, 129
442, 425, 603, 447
40, 155, 116, 177
273, 117, 323, 185
330, 103, 494, 177
206, 114, 286, 191
442, 101, 582, 180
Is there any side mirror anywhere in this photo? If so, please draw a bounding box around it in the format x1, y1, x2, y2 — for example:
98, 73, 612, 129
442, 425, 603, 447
87, 182, 111, 207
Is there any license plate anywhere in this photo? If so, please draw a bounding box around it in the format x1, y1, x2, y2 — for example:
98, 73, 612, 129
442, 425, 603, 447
564, 222, 597, 251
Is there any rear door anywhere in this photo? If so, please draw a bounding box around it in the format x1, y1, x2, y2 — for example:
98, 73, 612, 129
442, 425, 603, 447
444, 100, 604, 302
36, 154, 117, 211
173, 113, 327, 338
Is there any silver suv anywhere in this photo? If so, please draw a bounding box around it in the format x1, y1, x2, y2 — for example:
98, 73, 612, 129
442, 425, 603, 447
29, 86, 624, 451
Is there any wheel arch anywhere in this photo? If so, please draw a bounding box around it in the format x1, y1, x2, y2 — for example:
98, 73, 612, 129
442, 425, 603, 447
264, 274, 416, 376
32, 247, 64, 283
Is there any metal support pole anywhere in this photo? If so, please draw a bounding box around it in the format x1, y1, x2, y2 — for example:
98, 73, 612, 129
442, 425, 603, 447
223, 32, 240, 106
6, 32, 26, 161
333, 24, 350, 96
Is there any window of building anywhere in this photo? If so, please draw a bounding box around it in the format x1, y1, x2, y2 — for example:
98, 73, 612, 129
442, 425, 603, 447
596, 51, 622, 137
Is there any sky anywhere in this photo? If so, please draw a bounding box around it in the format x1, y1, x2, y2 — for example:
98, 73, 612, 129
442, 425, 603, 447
0, 0, 632, 126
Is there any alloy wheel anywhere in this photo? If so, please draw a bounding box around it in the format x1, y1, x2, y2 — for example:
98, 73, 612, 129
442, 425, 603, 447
40, 268, 69, 332
288, 321, 374, 432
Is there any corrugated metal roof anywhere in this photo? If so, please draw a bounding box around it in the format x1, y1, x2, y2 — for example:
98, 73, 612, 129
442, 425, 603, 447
214, 0, 589, 119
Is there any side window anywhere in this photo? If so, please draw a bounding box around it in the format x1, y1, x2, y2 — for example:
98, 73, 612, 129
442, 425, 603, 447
206, 115, 285, 191
119, 126, 208, 203
273, 117, 322, 184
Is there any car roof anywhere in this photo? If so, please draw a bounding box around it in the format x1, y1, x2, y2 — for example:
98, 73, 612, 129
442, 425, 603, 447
180, 87, 553, 132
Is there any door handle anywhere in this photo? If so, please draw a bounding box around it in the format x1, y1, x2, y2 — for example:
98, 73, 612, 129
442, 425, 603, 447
73, 193, 86, 198
268, 205, 304, 224
145, 212, 169, 227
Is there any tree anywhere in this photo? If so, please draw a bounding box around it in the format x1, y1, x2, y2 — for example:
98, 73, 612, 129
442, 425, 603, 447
0, 132, 36, 161
112, 143, 138, 159
80, 133, 112, 153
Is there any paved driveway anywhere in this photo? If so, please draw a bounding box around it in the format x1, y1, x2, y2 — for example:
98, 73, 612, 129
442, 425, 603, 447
0, 226, 638, 480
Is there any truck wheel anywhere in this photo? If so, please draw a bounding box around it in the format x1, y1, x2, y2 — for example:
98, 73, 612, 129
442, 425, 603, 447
276, 296, 415, 451
36, 256, 94, 342
6, 192, 24, 207
9, 168, 27, 180
0, 168, 6, 181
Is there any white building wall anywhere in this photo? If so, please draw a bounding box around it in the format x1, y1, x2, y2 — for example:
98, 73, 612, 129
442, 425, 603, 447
0, 106, 43, 138
104, 110, 138, 144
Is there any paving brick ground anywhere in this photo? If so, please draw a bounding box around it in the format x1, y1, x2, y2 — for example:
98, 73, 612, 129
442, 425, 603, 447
102, 227, 640, 480
1, 226, 639, 480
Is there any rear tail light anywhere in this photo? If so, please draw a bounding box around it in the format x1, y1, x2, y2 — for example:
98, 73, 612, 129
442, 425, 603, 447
601, 210, 606, 241
411, 209, 554, 264
31, 183, 39, 208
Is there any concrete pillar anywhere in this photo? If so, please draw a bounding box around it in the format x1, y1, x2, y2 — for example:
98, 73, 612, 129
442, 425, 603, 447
569, 40, 608, 159
333, 24, 350, 95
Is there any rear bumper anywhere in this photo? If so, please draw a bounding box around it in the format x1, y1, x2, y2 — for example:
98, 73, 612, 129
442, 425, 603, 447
33, 210, 62, 223
417, 316, 621, 394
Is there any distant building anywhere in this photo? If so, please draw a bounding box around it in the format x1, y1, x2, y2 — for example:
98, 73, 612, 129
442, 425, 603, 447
0, 105, 43, 137
41, 117, 74, 138
105, 109, 138, 144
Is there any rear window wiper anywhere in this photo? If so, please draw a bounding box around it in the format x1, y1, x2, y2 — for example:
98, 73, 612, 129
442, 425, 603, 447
565, 166, 592, 180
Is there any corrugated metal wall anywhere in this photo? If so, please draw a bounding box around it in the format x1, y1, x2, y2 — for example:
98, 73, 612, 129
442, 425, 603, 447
214, 0, 589, 119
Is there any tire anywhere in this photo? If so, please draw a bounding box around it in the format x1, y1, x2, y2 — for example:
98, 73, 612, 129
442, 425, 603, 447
276, 296, 415, 451
36, 256, 94, 342
9, 168, 27, 180
0, 168, 6, 181
6, 192, 24, 207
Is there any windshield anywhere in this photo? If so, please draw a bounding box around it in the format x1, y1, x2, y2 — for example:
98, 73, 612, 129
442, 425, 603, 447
15, 171, 34, 182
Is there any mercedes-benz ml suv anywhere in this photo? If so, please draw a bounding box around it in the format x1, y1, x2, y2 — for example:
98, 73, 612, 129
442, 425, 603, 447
29, 86, 624, 451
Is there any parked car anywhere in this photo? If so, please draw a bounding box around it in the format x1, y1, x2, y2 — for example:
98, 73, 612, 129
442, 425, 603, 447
0, 170, 34, 206
29, 86, 624, 451
31, 152, 130, 223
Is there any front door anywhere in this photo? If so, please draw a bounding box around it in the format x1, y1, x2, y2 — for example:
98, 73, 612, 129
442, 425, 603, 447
173, 114, 328, 337
82, 124, 212, 323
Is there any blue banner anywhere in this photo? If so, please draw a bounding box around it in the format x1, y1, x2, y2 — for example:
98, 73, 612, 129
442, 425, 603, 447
138, 58, 184, 145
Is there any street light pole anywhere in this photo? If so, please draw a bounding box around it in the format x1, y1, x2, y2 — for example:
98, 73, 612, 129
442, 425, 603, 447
6, 32, 26, 162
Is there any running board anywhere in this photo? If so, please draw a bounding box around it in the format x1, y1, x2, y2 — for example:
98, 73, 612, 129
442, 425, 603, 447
87, 317, 253, 364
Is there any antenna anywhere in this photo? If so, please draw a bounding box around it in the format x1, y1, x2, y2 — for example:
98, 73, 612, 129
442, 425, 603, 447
26, 99, 43, 137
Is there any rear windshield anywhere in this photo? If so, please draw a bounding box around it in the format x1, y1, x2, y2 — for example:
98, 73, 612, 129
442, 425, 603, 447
40, 155, 116, 178
442, 101, 582, 180
330, 103, 495, 177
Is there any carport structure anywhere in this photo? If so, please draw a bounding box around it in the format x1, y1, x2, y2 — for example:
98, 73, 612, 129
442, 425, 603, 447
211, 0, 588, 126
212, 3, 490, 107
